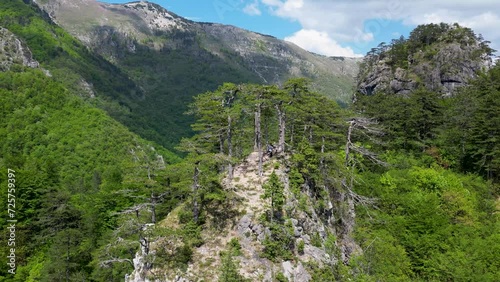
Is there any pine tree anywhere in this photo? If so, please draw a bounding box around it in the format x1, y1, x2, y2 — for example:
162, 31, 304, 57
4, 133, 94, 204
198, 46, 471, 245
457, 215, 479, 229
262, 172, 285, 221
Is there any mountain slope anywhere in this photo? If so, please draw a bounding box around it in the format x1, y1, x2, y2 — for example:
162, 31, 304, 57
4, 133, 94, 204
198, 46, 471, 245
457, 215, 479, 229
0, 67, 179, 280
33, 0, 360, 149
0, 27, 40, 71
0, 4, 182, 279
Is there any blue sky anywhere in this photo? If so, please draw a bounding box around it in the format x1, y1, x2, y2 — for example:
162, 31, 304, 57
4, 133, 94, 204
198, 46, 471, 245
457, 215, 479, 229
100, 0, 499, 58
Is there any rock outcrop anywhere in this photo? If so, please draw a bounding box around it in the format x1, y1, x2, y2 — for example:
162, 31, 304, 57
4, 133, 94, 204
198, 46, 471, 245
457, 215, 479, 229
0, 27, 40, 71
357, 24, 493, 98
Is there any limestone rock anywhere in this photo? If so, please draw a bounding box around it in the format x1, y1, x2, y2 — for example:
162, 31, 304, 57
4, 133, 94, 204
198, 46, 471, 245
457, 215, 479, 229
282, 261, 311, 282
0, 27, 40, 71
357, 34, 493, 97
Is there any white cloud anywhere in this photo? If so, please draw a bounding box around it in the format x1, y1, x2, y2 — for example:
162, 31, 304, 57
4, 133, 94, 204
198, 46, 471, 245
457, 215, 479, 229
260, 0, 500, 56
285, 29, 363, 57
243, 1, 262, 16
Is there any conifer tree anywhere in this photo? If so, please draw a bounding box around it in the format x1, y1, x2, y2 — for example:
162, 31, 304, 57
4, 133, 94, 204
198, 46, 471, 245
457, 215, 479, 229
262, 172, 285, 221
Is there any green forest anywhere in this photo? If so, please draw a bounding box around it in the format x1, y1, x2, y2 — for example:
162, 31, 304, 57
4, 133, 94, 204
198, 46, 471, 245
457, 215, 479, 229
0, 1, 499, 281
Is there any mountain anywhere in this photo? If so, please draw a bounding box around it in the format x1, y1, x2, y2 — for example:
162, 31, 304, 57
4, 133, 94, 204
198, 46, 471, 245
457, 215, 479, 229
356, 23, 494, 98
33, 0, 360, 150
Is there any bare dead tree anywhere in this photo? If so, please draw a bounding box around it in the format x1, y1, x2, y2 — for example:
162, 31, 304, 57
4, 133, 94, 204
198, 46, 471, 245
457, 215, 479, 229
338, 117, 384, 264
254, 91, 264, 177
345, 118, 387, 167
275, 101, 286, 155
227, 115, 234, 181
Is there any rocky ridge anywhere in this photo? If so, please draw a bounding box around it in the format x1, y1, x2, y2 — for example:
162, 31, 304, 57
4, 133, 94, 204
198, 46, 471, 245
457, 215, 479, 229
126, 152, 340, 282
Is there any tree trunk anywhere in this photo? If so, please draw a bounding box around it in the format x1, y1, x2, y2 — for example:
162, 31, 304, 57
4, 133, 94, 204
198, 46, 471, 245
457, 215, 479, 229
150, 192, 156, 224
192, 161, 200, 223
255, 102, 263, 176
276, 103, 286, 155
219, 134, 224, 154
254, 103, 261, 151
345, 120, 354, 167
341, 120, 357, 264
227, 116, 233, 181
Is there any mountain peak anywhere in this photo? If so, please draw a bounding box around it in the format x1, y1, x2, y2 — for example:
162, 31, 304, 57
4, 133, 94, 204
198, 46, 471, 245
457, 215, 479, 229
118, 1, 188, 31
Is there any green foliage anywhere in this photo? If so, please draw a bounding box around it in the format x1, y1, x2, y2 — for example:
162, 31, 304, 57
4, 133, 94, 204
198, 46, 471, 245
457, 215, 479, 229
355, 88, 444, 152
262, 221, 295, 262
297, 239, 305, 255
355, 154, 499, 281
363, 22, 495, 70
262, 172, 285, 220
0, 67, 178, 280
353, 39, 500, 276
288, 167, 304, 194
306, 262, 337, 282
354, 230, 413, 281
175, 244, 194, 267
218, 249, 248, 282
275, 272, 289, 282
440, 64, 500, 182
310, 232, 322, 248
228, 238, 242, 256
182, 220, 204, 247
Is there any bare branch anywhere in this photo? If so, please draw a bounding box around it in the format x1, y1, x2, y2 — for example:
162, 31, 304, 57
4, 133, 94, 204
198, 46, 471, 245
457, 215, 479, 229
349, 143, 389, 167
99, 258, 134, 268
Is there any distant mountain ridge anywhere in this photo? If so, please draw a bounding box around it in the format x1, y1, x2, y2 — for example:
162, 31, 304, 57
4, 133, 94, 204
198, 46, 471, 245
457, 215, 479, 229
32, 0, 360, 149
35, 0, 359, 83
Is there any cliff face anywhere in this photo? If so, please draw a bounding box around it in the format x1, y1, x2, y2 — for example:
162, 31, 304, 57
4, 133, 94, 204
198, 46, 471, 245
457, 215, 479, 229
356, 23, 494, 98
0, 27, 40, 71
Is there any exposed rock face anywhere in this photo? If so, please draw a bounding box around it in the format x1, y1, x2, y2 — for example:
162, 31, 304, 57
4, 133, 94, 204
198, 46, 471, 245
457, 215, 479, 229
357, 42, 492, 97
0, 27, 40, 71
282, 261, 311, 282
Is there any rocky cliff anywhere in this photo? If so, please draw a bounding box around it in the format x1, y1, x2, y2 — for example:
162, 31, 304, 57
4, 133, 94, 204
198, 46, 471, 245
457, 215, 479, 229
0, 27, 40, 71
356, 23, 494, 98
